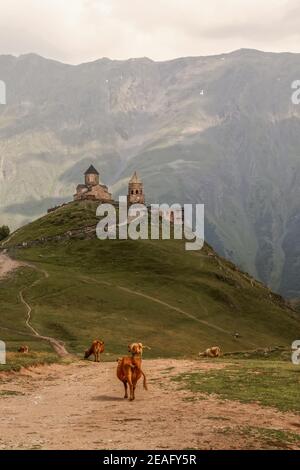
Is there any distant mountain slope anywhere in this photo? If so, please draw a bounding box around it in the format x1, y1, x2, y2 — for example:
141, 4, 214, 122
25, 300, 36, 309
1, 49, 300, 297
1, 200, 299, 358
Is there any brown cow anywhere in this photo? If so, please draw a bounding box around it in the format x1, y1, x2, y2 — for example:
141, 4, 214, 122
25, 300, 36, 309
117, 356, 148, 401
128, 342, 151, 356
199, 346, 221, 358
84, 340, 105, 362
18, 345, 29, 354
117, 352, 148, 401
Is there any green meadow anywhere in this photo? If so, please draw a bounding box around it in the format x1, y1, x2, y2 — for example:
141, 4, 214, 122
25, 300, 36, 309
1, 200, 299, 369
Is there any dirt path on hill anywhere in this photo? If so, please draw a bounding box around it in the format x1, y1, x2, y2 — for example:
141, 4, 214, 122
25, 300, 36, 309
0, 359, 299, 450
0, 252, 252, 355
81, 276, 257, 347
0, 253, 69, 357
17, 264, 69, 357
0, 253, 24, 279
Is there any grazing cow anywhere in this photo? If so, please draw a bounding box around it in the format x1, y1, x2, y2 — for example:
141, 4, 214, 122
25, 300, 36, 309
84, 340, 105, 362
117, 355, 148, 401
128, 342, 151, 356
199, 346, 221, 358
18, 345, 29, 354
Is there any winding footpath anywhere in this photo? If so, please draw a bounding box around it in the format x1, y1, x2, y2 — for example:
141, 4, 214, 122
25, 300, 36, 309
81, 275, 257, 346
0, 253, 69, 357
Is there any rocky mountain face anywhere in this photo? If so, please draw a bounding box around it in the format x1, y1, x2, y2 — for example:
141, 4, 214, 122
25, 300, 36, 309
1, 49, 300, 297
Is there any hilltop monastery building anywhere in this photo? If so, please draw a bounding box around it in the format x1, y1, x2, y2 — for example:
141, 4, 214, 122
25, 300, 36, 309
73, 165, 145, 205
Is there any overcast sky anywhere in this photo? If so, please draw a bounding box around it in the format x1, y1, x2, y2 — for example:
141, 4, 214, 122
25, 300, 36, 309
1, 0, 300, 64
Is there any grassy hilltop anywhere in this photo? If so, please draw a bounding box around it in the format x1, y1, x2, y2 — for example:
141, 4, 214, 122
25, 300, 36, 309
1, 200, 299, 365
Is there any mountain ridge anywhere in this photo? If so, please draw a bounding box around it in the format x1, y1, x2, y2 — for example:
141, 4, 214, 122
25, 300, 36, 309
4, 47, 299, 66
1, 49, 300, 297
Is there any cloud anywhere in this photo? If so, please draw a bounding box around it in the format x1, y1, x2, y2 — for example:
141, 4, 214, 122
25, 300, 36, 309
0, 0, 299, 64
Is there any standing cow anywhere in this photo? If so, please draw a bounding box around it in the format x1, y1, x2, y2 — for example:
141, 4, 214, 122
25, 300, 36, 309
117, 343, 148, 401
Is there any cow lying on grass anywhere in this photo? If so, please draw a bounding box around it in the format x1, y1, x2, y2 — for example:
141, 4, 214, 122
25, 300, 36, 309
18, 345, 29, 354
117, 343, 149, 401
84, 340, 105, 362
199, 346, 221, 358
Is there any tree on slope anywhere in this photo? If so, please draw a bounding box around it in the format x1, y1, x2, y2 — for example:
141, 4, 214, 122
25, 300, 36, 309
0, 225, 10, 241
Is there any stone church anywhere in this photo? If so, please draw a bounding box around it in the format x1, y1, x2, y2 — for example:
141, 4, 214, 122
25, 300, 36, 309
74, 165, 145, 204
74, 165, 113, 202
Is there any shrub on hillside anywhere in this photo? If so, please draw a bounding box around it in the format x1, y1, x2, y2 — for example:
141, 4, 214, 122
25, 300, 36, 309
0, 225, 10, 241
